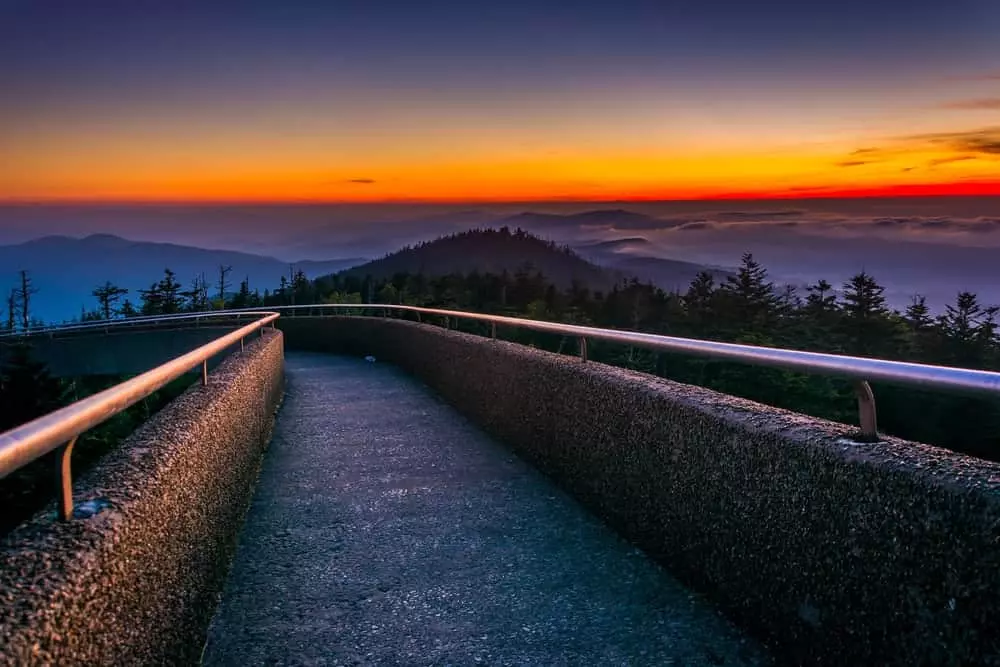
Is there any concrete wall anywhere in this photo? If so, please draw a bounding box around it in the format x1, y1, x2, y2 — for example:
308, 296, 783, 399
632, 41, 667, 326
0, 326, 243, 377
280, 317, 1000, 666
0, 330, 284, 665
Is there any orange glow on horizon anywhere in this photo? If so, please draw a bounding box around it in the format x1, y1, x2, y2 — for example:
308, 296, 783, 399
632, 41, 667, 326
2, 182, 997, 204
3, 178, 996, 205
3, 132, 998, 204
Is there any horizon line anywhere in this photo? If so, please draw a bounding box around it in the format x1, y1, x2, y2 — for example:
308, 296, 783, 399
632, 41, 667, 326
1, 189, 998, 208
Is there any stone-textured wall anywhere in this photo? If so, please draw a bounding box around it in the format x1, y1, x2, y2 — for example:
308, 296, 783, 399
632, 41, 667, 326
281, 317, 1000, 666
0, 330, 284, 665
1, 326, 242, 377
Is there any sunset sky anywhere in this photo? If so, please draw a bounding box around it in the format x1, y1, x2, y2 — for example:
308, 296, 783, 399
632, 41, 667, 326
1, 0, 998, 203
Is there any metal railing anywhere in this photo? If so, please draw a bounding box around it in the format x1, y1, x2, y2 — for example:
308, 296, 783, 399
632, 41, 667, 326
0, 309, 272, 339
270, 303, 1000, 440
0, 311, 279, 521
5, 302, 1000, 522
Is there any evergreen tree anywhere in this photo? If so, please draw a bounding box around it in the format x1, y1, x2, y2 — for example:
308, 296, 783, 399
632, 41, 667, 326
904, 295, 937, 361
904, 295, 933, 330
119, 298, 138, 318
291, 269, 310, 305
140, 268, 184, 315
230, 277, 252, 309
938, 292, 998, 367
839, 272, 897, 357
721, 253, 779, 335
277, 275, 290, 305
139, 281, 162, 316
158, 269, 183, 314
683, 271, 717, 335
805, 279, 837, 316
92, 281, 129, 320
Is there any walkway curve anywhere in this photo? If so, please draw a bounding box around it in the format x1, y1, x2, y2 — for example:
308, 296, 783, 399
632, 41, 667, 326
203, 352, 769, 666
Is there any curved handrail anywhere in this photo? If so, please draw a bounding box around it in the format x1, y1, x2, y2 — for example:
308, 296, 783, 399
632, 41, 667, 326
54, 302, 999, 397
0, 310, 279, 520
247, 303, 1000, 394
0, 310, 268, 339
7, 301, 1000, 444
271, 303, 1000, 438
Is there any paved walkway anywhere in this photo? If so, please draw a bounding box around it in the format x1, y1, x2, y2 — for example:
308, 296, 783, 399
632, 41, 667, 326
203, 352, 768, 666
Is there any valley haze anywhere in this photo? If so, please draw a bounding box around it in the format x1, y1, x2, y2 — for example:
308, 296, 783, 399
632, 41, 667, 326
0, 195, 997, 323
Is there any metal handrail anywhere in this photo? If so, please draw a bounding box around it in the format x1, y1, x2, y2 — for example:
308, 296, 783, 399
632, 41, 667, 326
266, 303, 1000, 439
0, 310, 267, 339
0, 311, 279, 520
6, 301, 1000, 460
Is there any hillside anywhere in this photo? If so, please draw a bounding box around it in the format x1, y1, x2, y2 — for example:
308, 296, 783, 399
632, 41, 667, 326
336, 228, 617, 289
606, 256, 734, 292
575, 237, 653, 253
573, 238, 733, 291
0, 234, 365, 323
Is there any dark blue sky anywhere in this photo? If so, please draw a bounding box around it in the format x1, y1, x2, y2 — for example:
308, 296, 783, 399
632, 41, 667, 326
1, 0, 997, 201
4, 0, 996, 103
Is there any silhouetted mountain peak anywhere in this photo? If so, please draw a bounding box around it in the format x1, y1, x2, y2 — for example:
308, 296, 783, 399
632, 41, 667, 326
336, 227, 616, 289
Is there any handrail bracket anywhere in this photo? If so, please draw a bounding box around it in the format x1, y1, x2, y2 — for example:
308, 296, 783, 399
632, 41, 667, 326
56, 436, 79, 521
853, 380, 878, 440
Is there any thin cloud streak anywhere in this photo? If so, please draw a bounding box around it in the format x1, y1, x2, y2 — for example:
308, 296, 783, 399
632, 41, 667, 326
939, 98, 1000, 110
944, 71, 1000, 82
839, 126, 1000, 166
928, 155, 978, 167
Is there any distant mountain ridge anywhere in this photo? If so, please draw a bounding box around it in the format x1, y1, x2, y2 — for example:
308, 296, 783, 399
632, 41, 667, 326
0, 234, 365, 323
334, 227, 727, 295
336, 228, 617, 289
1, 223, 734, 324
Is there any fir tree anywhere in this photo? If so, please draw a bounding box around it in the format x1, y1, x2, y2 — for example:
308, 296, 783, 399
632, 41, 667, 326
92, 282, 129, 320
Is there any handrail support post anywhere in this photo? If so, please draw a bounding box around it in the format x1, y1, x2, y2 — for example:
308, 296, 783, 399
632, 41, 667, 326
579, 336, 588, 362
202, 359, 209, 386
56, 436, 79, 521
854, 380, 878, 439
491, 322, 497, 340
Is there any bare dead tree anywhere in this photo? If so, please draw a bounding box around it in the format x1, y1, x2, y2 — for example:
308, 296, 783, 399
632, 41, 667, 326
16, 270, 38, 331
217, 265, 233, 306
